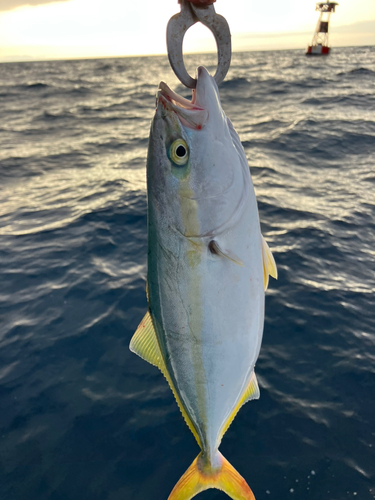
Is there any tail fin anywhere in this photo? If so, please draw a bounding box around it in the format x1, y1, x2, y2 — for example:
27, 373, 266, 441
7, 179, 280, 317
168, 451, 255, 500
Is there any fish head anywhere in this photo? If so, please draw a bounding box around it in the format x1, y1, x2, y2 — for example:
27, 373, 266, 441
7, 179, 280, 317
147, 66, 249, 238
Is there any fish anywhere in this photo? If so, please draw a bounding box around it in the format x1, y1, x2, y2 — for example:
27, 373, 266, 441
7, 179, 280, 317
130, 66, 277, 500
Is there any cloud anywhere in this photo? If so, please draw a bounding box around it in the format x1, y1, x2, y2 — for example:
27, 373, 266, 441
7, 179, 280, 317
333, 20, 375, 33
0, 0, 70, 12
234, 19, 375, 41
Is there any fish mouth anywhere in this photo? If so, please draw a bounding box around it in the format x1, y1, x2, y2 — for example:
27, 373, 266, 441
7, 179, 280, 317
157, 81, 208, 130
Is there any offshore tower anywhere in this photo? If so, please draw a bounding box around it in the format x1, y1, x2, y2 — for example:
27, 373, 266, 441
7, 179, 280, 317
306, 2, 338, 56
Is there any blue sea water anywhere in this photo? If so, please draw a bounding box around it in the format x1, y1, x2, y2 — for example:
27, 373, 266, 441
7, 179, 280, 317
0, 46, 375, 500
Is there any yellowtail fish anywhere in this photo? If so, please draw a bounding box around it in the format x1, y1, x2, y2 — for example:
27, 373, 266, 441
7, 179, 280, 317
130, 66, 277, 500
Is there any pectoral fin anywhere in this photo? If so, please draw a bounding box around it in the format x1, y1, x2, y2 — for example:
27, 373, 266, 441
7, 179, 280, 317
130, 312, 201, 447
261, 234, 278, 290
208, 240, 244, 267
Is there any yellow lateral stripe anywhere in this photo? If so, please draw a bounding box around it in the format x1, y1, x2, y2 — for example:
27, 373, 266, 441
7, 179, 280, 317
168, 451, 255, 500
218, 371, 260, 443
130, 312, 202, 448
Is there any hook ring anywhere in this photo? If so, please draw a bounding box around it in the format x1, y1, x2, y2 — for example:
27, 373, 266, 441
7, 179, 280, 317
166, 0, 231, 89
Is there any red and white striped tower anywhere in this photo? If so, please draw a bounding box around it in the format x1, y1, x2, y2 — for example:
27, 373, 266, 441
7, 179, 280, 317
306, 2, 338, 56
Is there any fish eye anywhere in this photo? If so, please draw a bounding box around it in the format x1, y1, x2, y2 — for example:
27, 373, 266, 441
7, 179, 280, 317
169, 139, 189, 166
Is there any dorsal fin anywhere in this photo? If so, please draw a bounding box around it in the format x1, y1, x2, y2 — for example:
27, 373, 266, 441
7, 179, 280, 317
261, 234, 278, 290
218, 371, 260, 443
130, 312, 202, 447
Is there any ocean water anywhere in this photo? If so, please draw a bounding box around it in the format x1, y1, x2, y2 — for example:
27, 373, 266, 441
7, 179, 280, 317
0, 46, 374, 500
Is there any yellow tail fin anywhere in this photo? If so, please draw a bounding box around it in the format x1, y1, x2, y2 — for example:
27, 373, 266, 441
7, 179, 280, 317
168, 451, 255, 500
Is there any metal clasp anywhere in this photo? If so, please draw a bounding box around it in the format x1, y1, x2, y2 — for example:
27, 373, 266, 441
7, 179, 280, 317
166, 0, 231, 89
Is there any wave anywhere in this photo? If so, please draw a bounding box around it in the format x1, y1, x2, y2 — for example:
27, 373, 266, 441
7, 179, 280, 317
7, 82, 92, 98
302, 94, 375, 109
243, 117, 375, 160
94, 63, 113, 73
1, 47, 375, 500
337, 67, 375, 76
33, 110, 76, 122
220, 76, 249, 89
22, 82, 49, 89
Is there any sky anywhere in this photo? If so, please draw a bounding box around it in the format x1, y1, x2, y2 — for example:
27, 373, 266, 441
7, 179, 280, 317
0, 0, 374, 62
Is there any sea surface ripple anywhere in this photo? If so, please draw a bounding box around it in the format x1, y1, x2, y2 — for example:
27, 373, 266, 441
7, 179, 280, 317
0, 47, 374, 500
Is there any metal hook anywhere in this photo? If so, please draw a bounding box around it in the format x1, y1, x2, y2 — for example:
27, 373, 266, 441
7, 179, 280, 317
166, 0, 231, 89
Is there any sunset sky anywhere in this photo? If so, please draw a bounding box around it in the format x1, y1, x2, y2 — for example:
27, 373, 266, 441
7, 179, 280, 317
0, 0, 374, 62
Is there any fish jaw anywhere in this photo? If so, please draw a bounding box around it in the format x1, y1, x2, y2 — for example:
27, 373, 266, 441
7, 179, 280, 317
158, 82, 208, 130
157, 66, 225, 131
193, 66, 226, 126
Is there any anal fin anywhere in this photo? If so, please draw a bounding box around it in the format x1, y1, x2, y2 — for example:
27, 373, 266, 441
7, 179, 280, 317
129, 311, 163, 368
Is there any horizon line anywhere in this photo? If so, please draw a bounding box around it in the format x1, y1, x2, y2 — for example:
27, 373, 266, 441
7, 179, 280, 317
1, 42, 374, 65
